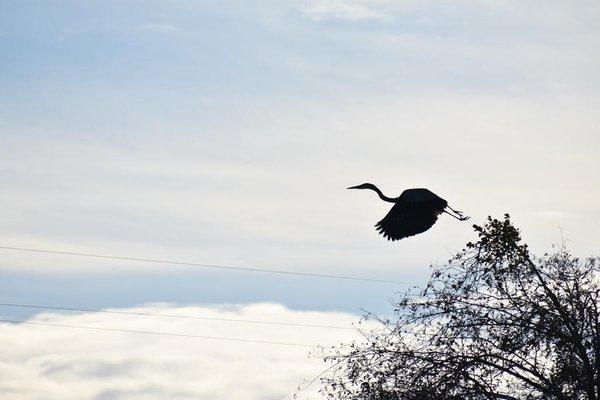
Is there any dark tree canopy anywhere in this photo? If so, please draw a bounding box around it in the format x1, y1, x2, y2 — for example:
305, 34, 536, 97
320, 215, 600, 400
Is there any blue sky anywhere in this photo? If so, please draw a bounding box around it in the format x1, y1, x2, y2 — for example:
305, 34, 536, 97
1, 1, 600, 397
2, 0, 600, 313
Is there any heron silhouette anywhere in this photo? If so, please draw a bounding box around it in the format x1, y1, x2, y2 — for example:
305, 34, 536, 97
348, 183, 470, 241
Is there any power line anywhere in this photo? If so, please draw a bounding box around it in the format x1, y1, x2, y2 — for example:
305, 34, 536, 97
0, 303, 355, 330
0, 245, 406, 284
0, 319, 316, 348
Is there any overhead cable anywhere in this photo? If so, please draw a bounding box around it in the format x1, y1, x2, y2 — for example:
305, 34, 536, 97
0, 246, 406, 284
0, 303, 356, 330
0, 319, 316, 348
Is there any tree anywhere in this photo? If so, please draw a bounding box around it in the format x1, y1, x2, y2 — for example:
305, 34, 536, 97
321, 215, 600, 400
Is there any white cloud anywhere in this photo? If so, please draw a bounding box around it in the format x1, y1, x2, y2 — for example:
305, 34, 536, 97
138, 23, 180, 33
1, 90, 599, 276
300, 0, 391, 21
0, 303, 374, 400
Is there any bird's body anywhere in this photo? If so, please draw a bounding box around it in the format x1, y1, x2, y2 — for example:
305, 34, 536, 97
348, 183, 469, 241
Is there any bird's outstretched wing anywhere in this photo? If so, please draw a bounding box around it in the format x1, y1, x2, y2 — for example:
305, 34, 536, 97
375, 202, 440, 241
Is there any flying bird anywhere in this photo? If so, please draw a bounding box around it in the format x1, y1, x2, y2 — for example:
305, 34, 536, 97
348, 183, 470, 241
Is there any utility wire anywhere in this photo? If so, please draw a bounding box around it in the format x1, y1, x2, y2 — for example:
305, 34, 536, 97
0, 246, 406, 284
0, 303, 355, 330
0, 319, 315, 348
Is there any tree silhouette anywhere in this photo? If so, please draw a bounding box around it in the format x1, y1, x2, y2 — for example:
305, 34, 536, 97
321, 215, 600, 400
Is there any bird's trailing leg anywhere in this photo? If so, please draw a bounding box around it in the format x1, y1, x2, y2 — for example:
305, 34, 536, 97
447, 205, 465, 215
444, 207, 470, 221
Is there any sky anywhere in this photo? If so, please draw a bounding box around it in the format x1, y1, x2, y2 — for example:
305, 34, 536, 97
1, 0, 600, 398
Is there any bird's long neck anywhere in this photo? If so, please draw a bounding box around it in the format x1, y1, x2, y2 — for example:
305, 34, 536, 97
367, 184, 397, 203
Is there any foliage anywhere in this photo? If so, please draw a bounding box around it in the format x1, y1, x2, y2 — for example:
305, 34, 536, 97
321, 215, 600, 400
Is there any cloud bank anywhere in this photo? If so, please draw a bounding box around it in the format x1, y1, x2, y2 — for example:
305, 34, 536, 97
0, 303, 371, 400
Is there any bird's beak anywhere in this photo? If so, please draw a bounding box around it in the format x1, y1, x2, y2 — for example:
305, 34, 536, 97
347, 185, 360, 190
